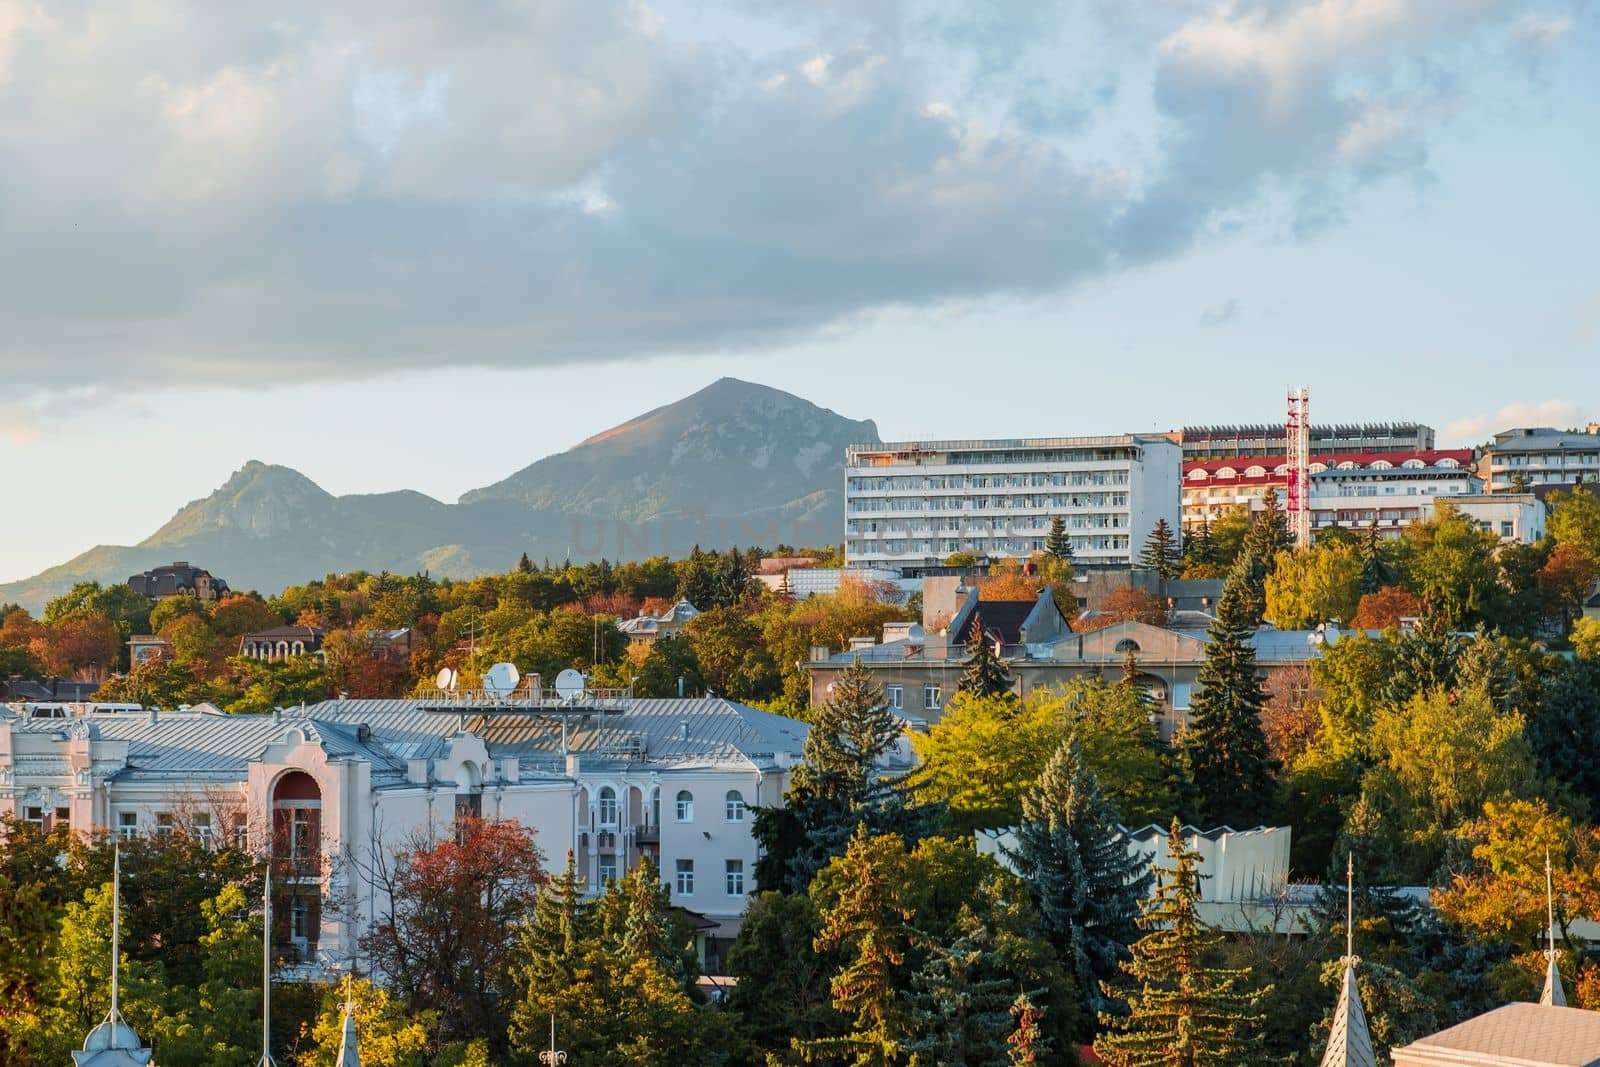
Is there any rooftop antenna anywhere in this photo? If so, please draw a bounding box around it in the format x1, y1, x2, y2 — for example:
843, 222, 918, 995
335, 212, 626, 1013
482, 662, 520, 701
1542, 849, 1567, 1006
1318, 852, 1375, 1067
555, 668, 586, 704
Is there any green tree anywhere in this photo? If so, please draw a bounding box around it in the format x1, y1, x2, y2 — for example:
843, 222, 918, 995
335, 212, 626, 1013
1008, 738, 1151, 1032
1138, 520, 1181, 580
631, 634, 705, 698
1045, 516, 1074, 563
905, 910, 1022, 1066
684, 606, 779, 700
1182, 558, 1279, 828
799, 655, 902, 798
1547, 488, 1600, 565
725, 892, 843, 1053
1093, 822, 1267, 1067
1400, 504, 1505, 630
1357, 519, 1396, 596
958, 618, 1013, 700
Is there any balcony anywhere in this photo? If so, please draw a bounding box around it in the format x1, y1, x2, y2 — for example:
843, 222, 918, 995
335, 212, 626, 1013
633, 824, 660, 844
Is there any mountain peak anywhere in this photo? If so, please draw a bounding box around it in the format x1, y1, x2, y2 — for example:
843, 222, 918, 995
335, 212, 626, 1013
144, 462, 335, 546
463, 378, 880, 519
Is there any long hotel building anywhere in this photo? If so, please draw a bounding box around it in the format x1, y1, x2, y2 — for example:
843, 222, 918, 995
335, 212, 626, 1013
843, 435, 1182, 569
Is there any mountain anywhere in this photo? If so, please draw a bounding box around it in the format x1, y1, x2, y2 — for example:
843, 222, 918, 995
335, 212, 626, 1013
0, 379, 879, 611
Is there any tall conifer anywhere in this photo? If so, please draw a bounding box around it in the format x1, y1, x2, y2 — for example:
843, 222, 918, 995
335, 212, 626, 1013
1183, 555, 1279, 828
959, 617, 1013, 700
1046, 516, 1074, 562
1093, 821, 1267, 1067
1008, 737, 1150, 1027
1138, 520, 1181, 579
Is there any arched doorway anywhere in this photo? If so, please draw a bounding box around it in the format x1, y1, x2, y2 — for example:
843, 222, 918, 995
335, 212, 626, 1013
271, 770, 322, 962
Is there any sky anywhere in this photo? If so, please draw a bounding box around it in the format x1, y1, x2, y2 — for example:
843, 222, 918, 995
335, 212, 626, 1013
1, 0, 1598, 582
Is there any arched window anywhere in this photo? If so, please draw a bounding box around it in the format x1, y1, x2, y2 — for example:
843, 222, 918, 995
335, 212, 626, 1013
1187, 469, 1209, 481
1245, 465, 1266, 478
675, 790, 694, 822
1273, 464, 1291, 476
598, 787, 618, 827
1402, 458, 1425, 469
1114, 638, 1141, 653
1216, 467, 1237, 479
1337, 461, 1358, 470
1370, 460, 1393, 470
650, 787, 661, 826
1308, 463, 1328, 474
1438, 458, 1459, 468
725, 790, 746, 822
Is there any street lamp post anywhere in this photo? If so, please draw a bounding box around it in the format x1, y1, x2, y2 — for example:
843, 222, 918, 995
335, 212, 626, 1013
538, 1015, 567, 1065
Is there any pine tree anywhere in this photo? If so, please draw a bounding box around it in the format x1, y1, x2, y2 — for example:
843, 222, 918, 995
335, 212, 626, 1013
1182, 555, 1279, 828
1357, 518, 1392, 596
904, 910, 1020, 1066
1185, 519, 1215, 569
1046, 516, 1073, 562
959, 617, 1014, 700
675, 545, 718, 610
1233, 489, 1291, 623
1008, 993, 1049, 1065
1008, 737, 1151, 1029
1093, 821, 1268, 1067
1138, 520, 1181, 580
799, 655, 903, 805
516, 552, 534, 574
714, 547, 750, 609
797, 827, 919, 1067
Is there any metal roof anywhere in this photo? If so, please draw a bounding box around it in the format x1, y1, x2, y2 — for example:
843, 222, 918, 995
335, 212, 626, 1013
1393, 1003, 1600, 1066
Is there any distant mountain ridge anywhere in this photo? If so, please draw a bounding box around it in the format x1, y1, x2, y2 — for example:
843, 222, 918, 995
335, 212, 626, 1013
0, 379, 879, 611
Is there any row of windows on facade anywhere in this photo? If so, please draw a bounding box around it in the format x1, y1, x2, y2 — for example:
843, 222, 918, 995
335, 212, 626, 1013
882, 685, 943, 712
849, 494, 1131, 513
589, 787, 748, 828
852, 535, 1130, 554
1185, 458, 1463, 481
1493, 453, 1599, 466
1184, 484, 1463, 502
852, 449, 1139, 469
848, 515, 1127, 535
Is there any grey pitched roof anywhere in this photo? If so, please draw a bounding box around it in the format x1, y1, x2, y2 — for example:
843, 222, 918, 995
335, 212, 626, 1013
1393, 1003, 1600, 1066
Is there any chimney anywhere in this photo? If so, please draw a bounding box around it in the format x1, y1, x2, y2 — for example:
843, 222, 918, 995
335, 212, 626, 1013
679, 720, 690, 741
146, 707, 158, 726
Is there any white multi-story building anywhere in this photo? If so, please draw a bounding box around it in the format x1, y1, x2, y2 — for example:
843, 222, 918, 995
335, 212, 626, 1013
1482, 426, 1600, 492
844, 436, 1182, 569
1183, 449, 1478, 536
0, 694, 813, 975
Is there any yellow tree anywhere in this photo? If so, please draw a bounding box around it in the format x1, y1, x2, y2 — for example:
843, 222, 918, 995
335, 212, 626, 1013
1263, 543, 1362, 630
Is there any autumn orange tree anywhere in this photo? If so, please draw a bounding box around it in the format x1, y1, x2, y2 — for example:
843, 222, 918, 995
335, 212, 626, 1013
361, 817, 548, 1053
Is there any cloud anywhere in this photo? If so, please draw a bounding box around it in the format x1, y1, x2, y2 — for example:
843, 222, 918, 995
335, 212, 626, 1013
1443, 400, 1592, 445
0, 0, 1574, 399
1199, 298, 1241, 326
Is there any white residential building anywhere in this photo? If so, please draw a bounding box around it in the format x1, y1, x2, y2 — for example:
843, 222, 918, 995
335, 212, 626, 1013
0, 695, 814, 975
844, 436, 1182, 569
1482, 426, 1600, 493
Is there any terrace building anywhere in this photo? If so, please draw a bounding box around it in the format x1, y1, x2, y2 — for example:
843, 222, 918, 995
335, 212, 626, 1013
1482, 426, 1600, 493
844, 435, 1182, 570
0, 693, 824, 975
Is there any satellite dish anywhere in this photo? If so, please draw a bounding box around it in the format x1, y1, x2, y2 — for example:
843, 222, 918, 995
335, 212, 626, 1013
435, 667, 458, 691
483, 662, 521, 699
555, 668, 586, 702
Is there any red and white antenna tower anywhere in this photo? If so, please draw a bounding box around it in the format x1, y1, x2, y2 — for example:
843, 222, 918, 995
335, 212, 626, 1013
1285, 387, 1311, 548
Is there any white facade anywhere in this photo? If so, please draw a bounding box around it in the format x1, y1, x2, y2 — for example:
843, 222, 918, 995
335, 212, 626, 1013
0, 697, 807, 974
844, 435, 1182, 568
1483, 426, 1600, 492
1448, 493, 1546, 543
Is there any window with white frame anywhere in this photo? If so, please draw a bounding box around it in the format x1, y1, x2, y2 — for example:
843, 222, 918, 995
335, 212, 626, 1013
675, 859, 695, 895
725, 790, 746, 822
599, 858, 617, 884
885, 685, 903, 710
598, 787, 619, 828
923, 685, 942, 710
117, 812, 138, 840
155, 812, 174, 839
726, 859, 745, 896
23, 806, 44, 830
193, 813, 212, 849
675, 790, 694, 822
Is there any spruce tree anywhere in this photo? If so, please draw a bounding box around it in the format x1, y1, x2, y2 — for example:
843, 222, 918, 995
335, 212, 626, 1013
1182, 556, 1279, 828
959, 617, 1014, 700
1233, 489, 1291, 623
1185, 519, 1215, 569
1138, 519, 1181, 580
516, 552, 534, 574
799, 655, 903, 805
905, 910, 1020, 1066
1008, 737, 1151, 1029
1357, 518, 1393, 596
1046, 516, 1073, 562
1093, 821, 1268, 1067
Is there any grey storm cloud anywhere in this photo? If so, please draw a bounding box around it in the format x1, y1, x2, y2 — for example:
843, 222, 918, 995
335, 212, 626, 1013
0, 0, 1569, 395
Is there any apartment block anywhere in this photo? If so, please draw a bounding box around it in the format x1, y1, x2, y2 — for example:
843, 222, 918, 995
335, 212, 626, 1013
843, 435, 1182, 569
1482, 426, 1600, 492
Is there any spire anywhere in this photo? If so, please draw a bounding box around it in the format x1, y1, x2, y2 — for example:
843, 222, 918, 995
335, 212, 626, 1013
1541, 849, 1567, 1007
335, 972, 362, 1067
73, 846, 153, 1066
1320, 854, 1377, 1067
260, 861, 277, 1067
